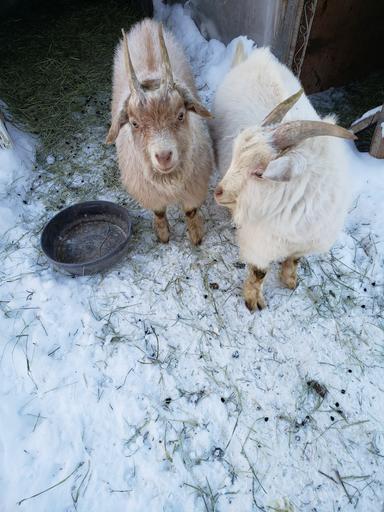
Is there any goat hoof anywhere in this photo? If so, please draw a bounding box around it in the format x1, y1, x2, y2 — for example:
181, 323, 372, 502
154, 214, 170, 243
280, 258, 299, 289
280, 270, 297, 289
155, 227, 170, 243
244, 295, 266, 311
186, 210, 204, 246
158, 234, 170, 243
283, 276, 297, 289
189, 231, 203, 246
245, 299, 255, 311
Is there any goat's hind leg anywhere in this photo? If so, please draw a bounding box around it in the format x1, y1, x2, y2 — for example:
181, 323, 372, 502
280, 256, 300, 289
243, 265, 267, 311
153, 209, 170, 243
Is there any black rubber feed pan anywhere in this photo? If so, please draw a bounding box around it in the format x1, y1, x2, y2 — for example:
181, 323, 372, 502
41, 201, 131, 275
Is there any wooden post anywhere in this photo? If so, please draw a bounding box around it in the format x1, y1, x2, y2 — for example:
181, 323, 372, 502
0, 112, 12, 150
370, 104, 384, 159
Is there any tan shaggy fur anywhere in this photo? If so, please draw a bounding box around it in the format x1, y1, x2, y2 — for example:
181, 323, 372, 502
243, 266, 267, 311
107, 19, 213, 244
280, 257, 300, 290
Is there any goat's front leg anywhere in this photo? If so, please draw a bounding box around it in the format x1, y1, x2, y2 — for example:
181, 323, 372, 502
243, 265, 267, 311
184, 207, 204, 246
280, 257, 300, 289
153, 209, 170, 243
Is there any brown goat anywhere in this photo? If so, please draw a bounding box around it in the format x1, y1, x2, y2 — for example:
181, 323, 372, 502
106, 19, 214, 244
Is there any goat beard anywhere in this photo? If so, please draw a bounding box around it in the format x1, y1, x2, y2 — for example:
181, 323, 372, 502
150, 164, 183, 184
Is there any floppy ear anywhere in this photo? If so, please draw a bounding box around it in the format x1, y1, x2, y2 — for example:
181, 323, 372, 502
185, 97, 212, 118
261, 168, 293, 182
176, 84, 212, 118
105, 98, 130, 144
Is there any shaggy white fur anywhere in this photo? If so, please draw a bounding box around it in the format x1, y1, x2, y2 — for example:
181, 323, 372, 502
211, 47, 352, 270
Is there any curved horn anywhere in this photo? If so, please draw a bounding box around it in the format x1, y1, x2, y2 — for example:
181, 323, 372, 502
121, 28, 142, 96
262, 89, 304, 127
158, 23, 174, 90
271, 120, 357, 150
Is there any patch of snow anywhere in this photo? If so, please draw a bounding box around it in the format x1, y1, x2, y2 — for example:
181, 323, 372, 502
0, 121, 35, 191
153, 0, 255, 106
351, 105, 381, 126
0, 117, 36, 238
346, 142, 384, 240
1, 3, 384, 512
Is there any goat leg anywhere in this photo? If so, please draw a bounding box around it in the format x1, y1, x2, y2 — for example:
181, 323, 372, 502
153, 209, 170, 243
184, 208, 204, 246
243, 265, 267, 311
280, 257, 300, 289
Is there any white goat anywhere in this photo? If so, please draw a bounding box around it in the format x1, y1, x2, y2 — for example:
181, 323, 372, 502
107, 19, 213, 245
211, 47, 355, 311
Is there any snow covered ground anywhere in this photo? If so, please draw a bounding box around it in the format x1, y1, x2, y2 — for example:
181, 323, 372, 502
1, 2, 384, 511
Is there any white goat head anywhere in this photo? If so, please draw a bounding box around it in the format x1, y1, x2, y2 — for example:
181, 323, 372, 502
106, 25, 211, 174
214, 89, 356, 208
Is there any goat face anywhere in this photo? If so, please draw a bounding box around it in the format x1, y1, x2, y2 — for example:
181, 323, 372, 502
127, 86, 199, 175
215, 127, 275, 209
214, 89, 356, 210
215, 121, 356, 209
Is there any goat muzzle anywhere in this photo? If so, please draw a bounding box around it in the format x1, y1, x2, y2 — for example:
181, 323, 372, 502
214, 185, 223, 198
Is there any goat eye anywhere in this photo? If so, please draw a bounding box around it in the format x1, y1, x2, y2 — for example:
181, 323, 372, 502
177, 112, 185, 122
131, 120, 139, 129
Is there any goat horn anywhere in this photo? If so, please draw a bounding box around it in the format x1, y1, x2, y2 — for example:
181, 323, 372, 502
121, 28, 142, 96
272, 120, 357, 150
158, 23, 174, 90
262, 89, 304, 127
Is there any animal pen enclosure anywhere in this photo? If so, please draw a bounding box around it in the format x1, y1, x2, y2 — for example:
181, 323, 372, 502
168, 0, 384, 156
171, 0, 384, 93
1, 1, 384, 511
1, 0, 382, 156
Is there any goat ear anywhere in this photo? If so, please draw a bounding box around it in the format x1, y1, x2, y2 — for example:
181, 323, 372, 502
176, 84, 212, 118
106, 121, 122, 144
186, 98, 212, 118
261, 171, 292, 183
250, 159, 294, 182
105, 101, 130, 144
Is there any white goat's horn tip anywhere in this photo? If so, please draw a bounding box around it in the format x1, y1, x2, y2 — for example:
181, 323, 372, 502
261, 88, 304, 127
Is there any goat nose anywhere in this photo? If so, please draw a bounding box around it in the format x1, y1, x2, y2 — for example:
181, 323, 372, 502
215, 185, 223, 197
155, 150, 173, 167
